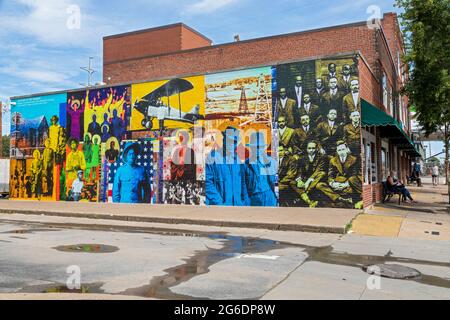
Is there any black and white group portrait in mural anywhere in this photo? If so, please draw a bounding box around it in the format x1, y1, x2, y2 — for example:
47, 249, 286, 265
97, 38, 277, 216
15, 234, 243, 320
275, 58, 363, 209
163, 180, 205, 205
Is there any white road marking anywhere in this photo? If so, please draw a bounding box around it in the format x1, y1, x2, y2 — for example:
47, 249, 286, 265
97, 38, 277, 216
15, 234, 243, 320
236, 254, 280, 260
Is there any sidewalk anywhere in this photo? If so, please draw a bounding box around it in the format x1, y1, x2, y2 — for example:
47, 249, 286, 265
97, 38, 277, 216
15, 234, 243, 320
0, 200, 360, 234
352, 183, 450, 240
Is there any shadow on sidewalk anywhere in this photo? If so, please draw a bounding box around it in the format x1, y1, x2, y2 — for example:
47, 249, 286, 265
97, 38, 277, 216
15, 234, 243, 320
376, 183, 450, 215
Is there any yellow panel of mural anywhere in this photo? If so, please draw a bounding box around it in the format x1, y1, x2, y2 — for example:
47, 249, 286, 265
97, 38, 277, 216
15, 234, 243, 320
131, 75, 205, 131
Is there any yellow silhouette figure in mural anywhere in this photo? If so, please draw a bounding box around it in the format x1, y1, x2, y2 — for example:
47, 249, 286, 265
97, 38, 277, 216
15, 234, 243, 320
66, 138, 87, 195
42, 138, 54, 197
30, 150, 43, 199
85, 87, 127, 140
49, 115, 66, 164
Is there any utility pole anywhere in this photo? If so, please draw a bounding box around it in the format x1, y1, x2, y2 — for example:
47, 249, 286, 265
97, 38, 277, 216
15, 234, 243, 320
80, 57, 96, 87
429, 141, 432, 159
0, 101, 3, 157
0, 101, 11, 157
445, 124, 449, 204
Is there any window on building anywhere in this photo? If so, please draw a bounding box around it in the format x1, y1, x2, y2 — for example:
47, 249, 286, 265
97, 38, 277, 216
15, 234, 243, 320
400, 101, 404, 125
370, 142, 378, 184
407, 110, 411, 132
364, 140, 373, 185
363, 139, 369, 184
382, 72, 388, 110
388, 86, 394, 116
381, 148, 388, 181
363, 130, 378, 185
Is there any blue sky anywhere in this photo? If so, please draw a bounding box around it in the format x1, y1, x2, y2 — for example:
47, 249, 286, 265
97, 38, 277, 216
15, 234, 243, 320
0, 0, 444, 162
3, 0, 443, 162
0, 0, 400, 104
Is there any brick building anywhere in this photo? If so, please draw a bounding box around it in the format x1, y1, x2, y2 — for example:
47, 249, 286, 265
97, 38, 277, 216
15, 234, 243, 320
103, 14, 420, 208
9, 13, 419, 208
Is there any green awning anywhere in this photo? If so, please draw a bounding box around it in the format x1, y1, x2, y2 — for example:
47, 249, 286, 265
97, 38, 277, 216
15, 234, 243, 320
361, 99, 421, 158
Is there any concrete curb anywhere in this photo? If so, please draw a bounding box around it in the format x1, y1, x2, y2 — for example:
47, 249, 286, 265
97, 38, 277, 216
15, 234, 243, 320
0, 209, 348, 234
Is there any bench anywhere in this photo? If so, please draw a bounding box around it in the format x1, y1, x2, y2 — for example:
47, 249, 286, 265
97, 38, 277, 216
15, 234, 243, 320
382, 182, 403, 205
407, 175, 422, 187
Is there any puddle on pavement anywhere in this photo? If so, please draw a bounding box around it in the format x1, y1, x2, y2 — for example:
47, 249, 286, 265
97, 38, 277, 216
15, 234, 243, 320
304, 246, 450, 290
4, 219, 450, 299
120, 235, 284, 300
122, 234, 450, 299
54, 244, 119, 254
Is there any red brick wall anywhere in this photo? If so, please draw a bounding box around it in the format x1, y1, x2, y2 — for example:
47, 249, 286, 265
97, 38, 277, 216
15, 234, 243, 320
359, 55, 388, 208
381, 12, 404, 76
363, 185, 373, 207
359, 56, 382, 109
103, 25, 183, 65
363, 183, 383, 208
181, 25, 211, 51
104, 22, 377, 84
380, 13, 412, 134
102, 14, 408, 209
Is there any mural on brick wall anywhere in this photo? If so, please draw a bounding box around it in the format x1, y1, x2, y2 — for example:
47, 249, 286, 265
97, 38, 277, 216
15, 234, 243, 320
107, 139, 155, 204
10, 94, 67, 200
125, 76, 205, 204
275, 57, 363, 209
9, 55, 362, 208
64, 86, 132, 202
162, 128, 205, 205
204, 67, 277, 207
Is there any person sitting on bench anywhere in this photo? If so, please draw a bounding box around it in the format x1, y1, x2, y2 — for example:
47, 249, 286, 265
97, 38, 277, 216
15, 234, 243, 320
387, 171, 417, 203
410, 162, 422, 187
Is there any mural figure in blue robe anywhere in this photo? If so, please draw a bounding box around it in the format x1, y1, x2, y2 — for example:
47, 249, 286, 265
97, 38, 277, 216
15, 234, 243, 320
110, 109, 125, 139
244, 131, 277, 207
113, 142, 151, 203
206, 126, 249, 206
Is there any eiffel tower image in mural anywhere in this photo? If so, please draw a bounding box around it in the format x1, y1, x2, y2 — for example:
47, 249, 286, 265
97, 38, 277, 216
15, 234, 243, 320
240, 73, 272, 128
238, 86, 249, 114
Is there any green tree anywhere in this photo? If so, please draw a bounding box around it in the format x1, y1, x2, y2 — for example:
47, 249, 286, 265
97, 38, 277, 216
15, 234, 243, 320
1, 135, 10, 158
396, 0, 450, 202
427, 156, 440, 165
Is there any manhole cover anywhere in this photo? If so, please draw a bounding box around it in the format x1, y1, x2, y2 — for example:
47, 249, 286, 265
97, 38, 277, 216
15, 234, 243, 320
54, 244, 119, 253
362, 264, 421, 279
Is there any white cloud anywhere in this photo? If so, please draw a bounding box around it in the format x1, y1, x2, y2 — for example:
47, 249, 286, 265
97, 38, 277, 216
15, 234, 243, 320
183, 0, 239, 15
15, 69, 69, 83
0, 0, 116, 48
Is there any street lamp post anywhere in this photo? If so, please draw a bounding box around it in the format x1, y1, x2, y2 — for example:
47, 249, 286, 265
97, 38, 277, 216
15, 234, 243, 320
80, 57, 96, 88
158, 110, 165, 204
